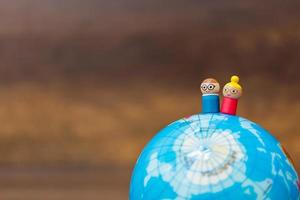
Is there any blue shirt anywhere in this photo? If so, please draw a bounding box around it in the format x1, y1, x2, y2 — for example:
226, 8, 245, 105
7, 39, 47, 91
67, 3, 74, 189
202, 94, 220, 113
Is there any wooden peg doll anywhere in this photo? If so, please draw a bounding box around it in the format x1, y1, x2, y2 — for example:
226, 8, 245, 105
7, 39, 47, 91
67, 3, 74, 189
221, 75, 242, 115
200, 78, 220, 113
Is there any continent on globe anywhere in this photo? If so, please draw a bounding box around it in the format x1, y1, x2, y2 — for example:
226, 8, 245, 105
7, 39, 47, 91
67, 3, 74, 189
129, 76, 299, 200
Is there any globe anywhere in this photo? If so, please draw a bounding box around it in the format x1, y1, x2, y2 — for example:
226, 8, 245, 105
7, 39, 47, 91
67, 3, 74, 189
129, 113, 300, 200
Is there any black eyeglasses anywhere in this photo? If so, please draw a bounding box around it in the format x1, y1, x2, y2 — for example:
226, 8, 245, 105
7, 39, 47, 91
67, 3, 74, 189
201, 84, 216, 91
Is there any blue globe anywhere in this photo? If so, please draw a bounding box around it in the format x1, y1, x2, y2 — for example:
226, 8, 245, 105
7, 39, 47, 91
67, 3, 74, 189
130, 113, 300, 200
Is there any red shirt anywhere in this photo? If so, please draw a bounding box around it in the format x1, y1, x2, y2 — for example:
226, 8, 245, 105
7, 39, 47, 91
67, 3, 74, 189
221, 97, 238, 115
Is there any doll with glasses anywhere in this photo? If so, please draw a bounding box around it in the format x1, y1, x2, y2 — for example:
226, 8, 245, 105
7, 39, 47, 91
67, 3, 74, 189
200, 78, 220, 113
221, 75, 242, 115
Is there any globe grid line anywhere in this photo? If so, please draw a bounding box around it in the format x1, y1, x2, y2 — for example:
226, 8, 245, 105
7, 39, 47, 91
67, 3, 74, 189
152, 151, 192, 200
148, 116, 243, 183
272, 153, 293, 199
142, 132, 173, 199
198, 146, 208, 196
199, 114, 228, 140
143, 126, 202, 153
185, 152, 203, 200
142, 124, 190, 199
141, 129, 247, 176
153, 160, 185, 199
142, 135, 247, 162
182, 117, 205, 144
142, 115, 242, 164
142, 123, 261, 182
156, 159, 188, 200
206, 153, 217, 197
142, 114, 215, 199
237, 144, 266, 198
182, 131, 238, 175
202, 113, 216, 139
210, 153, 234, 200
173, 115, 243, 195
196, 112, 204, 140
203, 145, 247, 188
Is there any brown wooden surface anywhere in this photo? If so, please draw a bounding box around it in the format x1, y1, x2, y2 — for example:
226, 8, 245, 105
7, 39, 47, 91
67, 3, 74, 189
0, 166, 130, 200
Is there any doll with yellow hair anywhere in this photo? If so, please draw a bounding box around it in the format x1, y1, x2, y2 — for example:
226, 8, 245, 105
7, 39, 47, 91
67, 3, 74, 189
221, 75, 242, 115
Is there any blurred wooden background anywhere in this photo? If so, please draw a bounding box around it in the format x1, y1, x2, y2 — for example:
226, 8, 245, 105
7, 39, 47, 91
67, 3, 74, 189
0, 0, 299, 199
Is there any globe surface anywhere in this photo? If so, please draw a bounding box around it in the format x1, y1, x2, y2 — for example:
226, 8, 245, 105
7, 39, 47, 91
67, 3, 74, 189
130, 113, 300, 200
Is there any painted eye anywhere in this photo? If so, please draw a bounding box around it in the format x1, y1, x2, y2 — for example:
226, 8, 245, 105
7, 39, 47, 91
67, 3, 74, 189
208, 84, 215, 90
201, 85, 207, 90
224, 88, 228, 92
231, 89, 237, 94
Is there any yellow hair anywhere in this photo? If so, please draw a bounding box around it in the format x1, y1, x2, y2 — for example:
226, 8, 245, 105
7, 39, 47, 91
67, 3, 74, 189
225, 75, 242, 90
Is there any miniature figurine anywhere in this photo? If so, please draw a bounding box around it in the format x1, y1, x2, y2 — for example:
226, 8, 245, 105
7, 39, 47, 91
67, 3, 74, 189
200, 78, 220, 113
221, 75, 242, 115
